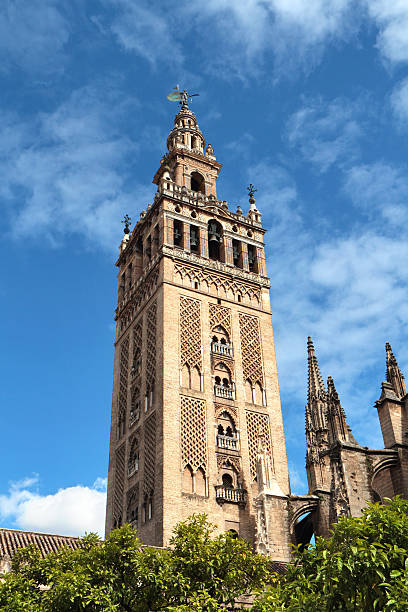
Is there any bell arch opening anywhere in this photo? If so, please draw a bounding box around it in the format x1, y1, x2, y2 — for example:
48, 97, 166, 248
191, 171, 205, 194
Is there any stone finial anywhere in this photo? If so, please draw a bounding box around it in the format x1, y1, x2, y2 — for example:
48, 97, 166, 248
247, 183, 258, 210
386, 342, 406, 399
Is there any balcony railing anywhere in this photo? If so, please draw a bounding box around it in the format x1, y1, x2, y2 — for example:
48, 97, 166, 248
211, 342, 233, 357
214, 384, 235, 400
215, 486, 247, 505
216, 434, 240, 451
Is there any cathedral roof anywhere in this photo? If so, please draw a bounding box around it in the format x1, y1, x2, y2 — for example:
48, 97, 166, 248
0, 527, 81, 561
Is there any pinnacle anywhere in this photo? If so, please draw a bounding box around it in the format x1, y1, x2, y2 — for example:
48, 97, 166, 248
307, 337, 326, 402
385, 341, 406, 398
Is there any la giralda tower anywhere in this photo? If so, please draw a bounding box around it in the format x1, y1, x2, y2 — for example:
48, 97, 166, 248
105, 93, 292, 561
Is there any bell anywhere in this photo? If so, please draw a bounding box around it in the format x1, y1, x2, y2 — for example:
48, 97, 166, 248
209, 234, 219, 243
190, 237, 198, 247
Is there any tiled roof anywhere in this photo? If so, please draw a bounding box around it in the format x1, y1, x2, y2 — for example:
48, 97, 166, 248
0, 528, 81, 560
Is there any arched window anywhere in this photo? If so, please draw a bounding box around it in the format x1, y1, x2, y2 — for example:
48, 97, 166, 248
195, 467, 206, 496
132, 349, 141, 377
191, 366, 201, 391
128, 437, 139, 476
190, 171, 205, 194
182, 465, 194, 493
130, 387, 141, 425
190, 225, 200, 253
218, 424, 224, 435
208, 220, 223, 261
222, 474, 233, 488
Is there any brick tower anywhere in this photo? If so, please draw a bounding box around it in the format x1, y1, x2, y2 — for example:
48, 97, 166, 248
105, 95, 291, 559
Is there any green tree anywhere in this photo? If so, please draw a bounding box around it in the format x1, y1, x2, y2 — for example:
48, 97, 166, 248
252, 497, 408, 611
0, 515, 268, 611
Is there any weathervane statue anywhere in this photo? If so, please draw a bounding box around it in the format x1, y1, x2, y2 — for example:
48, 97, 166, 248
167, 85, 199, 108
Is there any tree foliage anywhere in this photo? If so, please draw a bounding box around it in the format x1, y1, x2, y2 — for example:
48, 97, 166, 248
253, 497, 408, 611
0, 515, 268, 611
2, 500, 408, 611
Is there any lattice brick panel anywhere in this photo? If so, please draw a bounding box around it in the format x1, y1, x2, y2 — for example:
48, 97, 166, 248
143, 414, 156, 495
180, 297, 202, 369
180, 396, 207, 472
246, 411, 272, 480
132, 321, 142, 360
113, 443, 126, 520
239, 313, 264, 386
146, 302, 157, 387
118, 336, 130, 430
126, 484, 139, 522
174, 263, 262, 304
209, 303, 231, 336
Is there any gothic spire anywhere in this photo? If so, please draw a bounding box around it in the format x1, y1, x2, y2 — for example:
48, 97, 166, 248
307, 336, 326, 404
386, 342, 406, 399
305, 337, 328, 449
327, 376, 349, 444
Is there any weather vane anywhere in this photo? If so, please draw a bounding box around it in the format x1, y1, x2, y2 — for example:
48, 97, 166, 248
247, 184, 257, 198
167, 85, 199, 108
122, 214, 131, 234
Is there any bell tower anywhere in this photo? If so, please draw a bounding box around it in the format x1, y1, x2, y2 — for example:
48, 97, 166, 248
105, 94, 291, 559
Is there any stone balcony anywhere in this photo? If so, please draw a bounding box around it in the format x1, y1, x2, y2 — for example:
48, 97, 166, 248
211, 342, 233, 358
214, 384, 235, 400
215, 486, 247, 505
216, 434, 240, 451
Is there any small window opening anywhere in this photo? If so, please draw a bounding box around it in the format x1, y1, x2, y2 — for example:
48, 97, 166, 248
194, 282, 199, 289
237, 294, 242, 302
174, 220, 183, 247
218, 424, 224, 435
248, 244, 257, 272
208, 220, 223, 261
191, 171, 205, 194
232, 240, 242, 268
190, 225, 200, 252
217, 298, 221, 305
222, 474, 233, 488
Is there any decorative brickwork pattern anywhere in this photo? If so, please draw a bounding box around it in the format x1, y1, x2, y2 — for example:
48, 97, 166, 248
217, 454, 241, 474
239, 314, 264, 386
209, 303, 231, 335
118, 336, 130, 435
143, 414, 156, 495
113, 443, 126, 521
132, 321, 143, 379
119, 267, 159, 330
180, 396, 207, 473
146, 301, 157, 388
126, 484, 139, 523
174, 263, 261, 304
246, 411, 272, 480
180, 297, 202, 370
215, 404, 238, 423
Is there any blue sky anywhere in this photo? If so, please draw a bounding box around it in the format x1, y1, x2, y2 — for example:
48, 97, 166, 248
1, 0, 408, 537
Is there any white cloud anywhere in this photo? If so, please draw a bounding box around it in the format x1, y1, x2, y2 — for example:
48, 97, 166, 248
365, 0, 408, 65
107, 0, 184, 69
0, 0, 69, 74
344, 162, 408, 225
103, 0, 357, 81
0, 84, 153, 250
391, 77, 408, 123
0, 476, 106, 537
250, 160, 408, 452
286, 97, 365, 172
